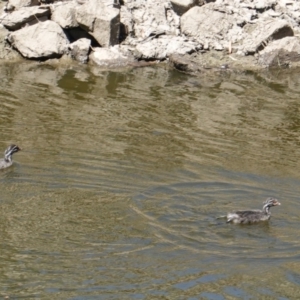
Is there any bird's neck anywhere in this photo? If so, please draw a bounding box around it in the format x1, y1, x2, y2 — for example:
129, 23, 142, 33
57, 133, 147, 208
263, 204, 270, 214
4, 155, 12, 163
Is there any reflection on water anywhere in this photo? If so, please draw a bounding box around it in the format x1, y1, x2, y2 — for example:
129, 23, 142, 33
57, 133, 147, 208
0, 62, 300, 298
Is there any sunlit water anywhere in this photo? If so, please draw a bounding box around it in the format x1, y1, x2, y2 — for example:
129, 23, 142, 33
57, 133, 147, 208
0, 61, 300, 299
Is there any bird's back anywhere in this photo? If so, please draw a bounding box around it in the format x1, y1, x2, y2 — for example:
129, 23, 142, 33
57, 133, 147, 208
227, 209, 270, 224
0, 158, 12, 169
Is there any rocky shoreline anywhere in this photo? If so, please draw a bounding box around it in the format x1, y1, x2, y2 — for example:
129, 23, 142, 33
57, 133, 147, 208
0, 0, 300, 73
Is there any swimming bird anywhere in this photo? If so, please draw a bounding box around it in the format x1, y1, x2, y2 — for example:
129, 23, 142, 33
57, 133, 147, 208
225, 197, 281, 224
0, 144, 21, 169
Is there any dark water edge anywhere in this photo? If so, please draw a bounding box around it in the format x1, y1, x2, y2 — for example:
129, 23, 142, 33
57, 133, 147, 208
0, 62, 300, 299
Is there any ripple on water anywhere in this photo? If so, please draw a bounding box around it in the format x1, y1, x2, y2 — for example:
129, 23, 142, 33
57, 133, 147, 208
131, 164, 300, 264
0, 64, 300, 298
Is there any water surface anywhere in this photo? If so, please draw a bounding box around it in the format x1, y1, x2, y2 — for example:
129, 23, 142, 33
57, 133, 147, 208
0, 62, 300, 299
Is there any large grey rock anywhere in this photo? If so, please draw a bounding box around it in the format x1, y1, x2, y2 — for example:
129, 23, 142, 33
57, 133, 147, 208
51, 3, 78, 29
1, 7, 50, 30
68, 38, 90, 63
258, 36, 300, 67
181, 4, 234, 50
241, 19, 294, 54
170, 0, 197, 16
135, 35, 200, 60
75, 0, 120, 47
125, 0, 179, 40
89, 46, 134, 67
7, 20, 68, 59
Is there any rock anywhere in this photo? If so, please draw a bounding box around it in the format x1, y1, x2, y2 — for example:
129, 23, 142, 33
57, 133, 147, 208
0, 25, 22, 60
1, 7, 50, 31
68, 38, 90, 63
89, 46, 134, 67
170, 0, 197, 16
51, 3, 78, 29
135, 35, 200, 60
120, 4, 134, 40
125, 0, 178, 40
180, 2, 295, 54
169, 53, 200, 73
75, 0, 120, 47
0, 0, 299, 69
6, 0, 39, 10
258, 36, 300, 67
181, 4, 234, 50
274, 1, 300, 29
7, 20, 68, 59
169, 49, 264, 73
241, 19, 294, 54
4, 3, 15, 12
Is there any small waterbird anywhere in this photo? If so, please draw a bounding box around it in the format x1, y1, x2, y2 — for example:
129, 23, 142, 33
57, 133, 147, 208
0, 144, 21, 169
219, 197, 281, 224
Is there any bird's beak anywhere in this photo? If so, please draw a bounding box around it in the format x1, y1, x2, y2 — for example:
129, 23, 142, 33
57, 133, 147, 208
276, 202, 281, 206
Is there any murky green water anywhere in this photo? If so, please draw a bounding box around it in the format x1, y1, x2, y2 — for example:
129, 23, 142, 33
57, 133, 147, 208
0, 61, 300, 299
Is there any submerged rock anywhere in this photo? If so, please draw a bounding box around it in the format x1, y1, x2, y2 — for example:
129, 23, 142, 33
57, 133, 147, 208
169, 53, 200, 73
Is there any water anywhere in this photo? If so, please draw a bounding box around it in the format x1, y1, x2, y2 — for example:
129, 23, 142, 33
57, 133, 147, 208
0, 61, 300, 299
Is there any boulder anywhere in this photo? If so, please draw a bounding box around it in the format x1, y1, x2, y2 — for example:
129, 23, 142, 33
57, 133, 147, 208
181, 4, 234, 50
7, 20, 68, 59
258, 36, 300, 67
170, 0, 197, 16
89, 46, 134, 67
125, 0, 179, 40
75, 0, 120, 47
135, 35, 200, 60
241, 19, 294, 54
68, 38, 90, 63
1, 7, 50, 30
51, 3, 78, 29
